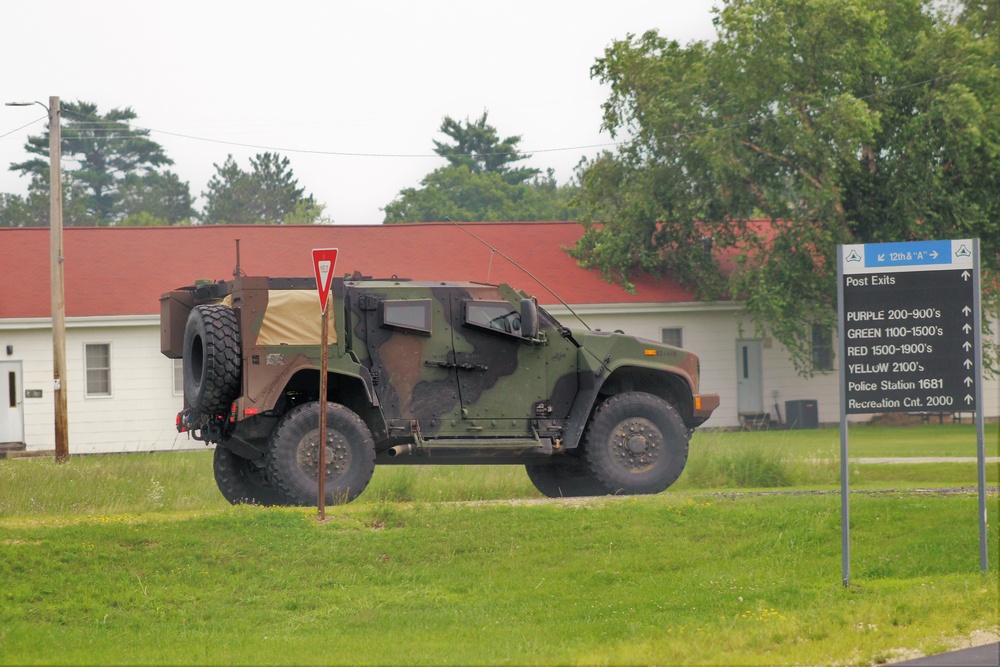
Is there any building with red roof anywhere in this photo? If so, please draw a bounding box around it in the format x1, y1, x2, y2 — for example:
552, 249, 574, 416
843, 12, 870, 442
0, 222, 994, 453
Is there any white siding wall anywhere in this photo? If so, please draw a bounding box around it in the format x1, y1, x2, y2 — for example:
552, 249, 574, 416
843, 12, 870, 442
0, 318, 201, 454
2, 309, 997, 453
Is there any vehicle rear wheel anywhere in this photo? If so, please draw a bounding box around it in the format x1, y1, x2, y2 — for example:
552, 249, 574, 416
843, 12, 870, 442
213, 445, 293, 506
582, 392, 689, 495
525, 459, 607, 498
266, 401, 376, 506
183, 304, 241, 414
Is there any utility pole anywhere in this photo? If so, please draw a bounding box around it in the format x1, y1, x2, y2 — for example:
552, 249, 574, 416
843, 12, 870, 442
49, 96, 68, 462
4, 96, 68, 461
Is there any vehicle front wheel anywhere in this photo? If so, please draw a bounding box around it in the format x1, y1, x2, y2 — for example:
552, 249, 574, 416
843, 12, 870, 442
266, 401, 376, 506
582, 392, 689, 495
213, 445, 294, 506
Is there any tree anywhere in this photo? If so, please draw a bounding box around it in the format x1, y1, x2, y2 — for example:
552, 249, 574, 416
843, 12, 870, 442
382, 166, 579, 224
116, 171, 194, 224
201, 152, 327, 224
572, 0, 998, 372
433, 111, 540, 185
9, 101, 187, 225
383, 112, 579, 223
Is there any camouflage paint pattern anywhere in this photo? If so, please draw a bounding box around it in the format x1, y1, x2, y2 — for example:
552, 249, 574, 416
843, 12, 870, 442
160, 275, 719, 458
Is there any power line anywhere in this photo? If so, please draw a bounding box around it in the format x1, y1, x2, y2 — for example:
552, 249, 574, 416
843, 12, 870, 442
17, 62, 996, 161
0, 115, 45, 141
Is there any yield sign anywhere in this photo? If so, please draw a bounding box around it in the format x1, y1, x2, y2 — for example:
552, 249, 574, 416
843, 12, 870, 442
312, 248, 339, 313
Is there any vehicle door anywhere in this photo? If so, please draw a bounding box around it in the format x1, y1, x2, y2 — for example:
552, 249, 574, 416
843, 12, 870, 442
449, 290, 575, 435
358, 287, 464, 435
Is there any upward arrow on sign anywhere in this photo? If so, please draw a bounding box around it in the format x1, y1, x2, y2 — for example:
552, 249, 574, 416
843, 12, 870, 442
312, 248, 339, 314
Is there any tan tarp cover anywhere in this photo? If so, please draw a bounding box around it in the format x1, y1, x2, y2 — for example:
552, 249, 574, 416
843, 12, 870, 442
255, 290, 337, 347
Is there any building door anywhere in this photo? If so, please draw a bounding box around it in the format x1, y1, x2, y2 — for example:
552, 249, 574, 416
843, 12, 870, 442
736, 340, 763, 416
0, 361, 24, 444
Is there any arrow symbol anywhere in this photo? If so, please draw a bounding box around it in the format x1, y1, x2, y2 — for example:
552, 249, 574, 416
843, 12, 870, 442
965, 394, 974, 405
963, 306, 972, 316
962, 270, 971, 281
965, 377, 974, 387
963, 323, 972, 334
929, 250, 938, 259
878, 253, 886, 262
964, 359, 974, 369
963, 341, 972, 351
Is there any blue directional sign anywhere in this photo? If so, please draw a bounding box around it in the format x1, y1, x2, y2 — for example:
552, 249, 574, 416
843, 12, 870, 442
842, 239, 975, 272
839, 239, 980, 414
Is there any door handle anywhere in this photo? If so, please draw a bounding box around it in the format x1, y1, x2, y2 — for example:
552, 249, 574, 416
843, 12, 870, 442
424, 360, 488, 372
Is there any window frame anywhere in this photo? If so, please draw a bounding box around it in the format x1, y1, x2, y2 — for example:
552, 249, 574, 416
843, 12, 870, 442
172, 358, 184, 396
811, 324, 834, 372
463, 300, 525, 340
381, 299, 433, 335
661, 327, 684, 349
84, 342, 113, 398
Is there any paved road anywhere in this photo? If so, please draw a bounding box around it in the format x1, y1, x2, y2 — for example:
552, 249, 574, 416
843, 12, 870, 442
892, 642, 999, 666
855, 457, 1000, 464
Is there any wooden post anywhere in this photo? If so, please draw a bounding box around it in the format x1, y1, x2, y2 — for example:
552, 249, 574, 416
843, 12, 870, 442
49, 96, 68, 463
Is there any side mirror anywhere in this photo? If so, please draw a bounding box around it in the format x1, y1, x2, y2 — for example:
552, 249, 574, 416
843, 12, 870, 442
519, 298, 538, 340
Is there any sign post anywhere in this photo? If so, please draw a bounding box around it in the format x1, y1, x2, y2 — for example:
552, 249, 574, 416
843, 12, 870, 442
837, 239, 986, 585
312, 248, 338, 521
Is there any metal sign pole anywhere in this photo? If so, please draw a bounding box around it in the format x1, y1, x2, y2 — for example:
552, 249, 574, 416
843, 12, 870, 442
972, 239, 987, 571
836, 247, 851, 587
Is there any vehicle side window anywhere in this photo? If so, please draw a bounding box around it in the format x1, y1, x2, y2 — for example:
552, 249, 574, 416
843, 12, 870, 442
465, 301, 522, 337
382, 299, 432, 334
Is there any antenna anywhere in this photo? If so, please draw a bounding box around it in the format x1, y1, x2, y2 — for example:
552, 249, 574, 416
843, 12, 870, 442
443, 218, 592, 332
233, 239, 246, 278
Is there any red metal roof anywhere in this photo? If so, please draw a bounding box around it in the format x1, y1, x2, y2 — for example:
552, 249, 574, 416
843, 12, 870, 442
0, 222, 701, 319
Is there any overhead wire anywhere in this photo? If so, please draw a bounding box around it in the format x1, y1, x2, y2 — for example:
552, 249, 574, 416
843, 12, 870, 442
8, 60, 994, 165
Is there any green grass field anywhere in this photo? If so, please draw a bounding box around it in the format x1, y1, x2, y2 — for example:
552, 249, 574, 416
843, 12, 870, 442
0, 424, 997, 665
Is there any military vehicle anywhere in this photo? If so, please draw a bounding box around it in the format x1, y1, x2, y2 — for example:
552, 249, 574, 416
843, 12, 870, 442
160, 273, 719, 505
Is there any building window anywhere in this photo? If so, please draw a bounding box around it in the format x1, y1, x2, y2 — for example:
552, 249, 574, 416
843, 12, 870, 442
172, 359, 184, 396
812, 325, 834, 372
85, 343, 112, 397
661, 327, 683, 349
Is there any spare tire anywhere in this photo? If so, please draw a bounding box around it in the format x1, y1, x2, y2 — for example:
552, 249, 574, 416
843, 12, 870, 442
183, 304, 241, 414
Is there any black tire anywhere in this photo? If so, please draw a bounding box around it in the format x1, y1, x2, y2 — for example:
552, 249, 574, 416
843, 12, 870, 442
582, 392, 690, 495
266, 401, 376, 506
213, 446, 294, 506
525, 459, 607, 498
183, 304, 241, 415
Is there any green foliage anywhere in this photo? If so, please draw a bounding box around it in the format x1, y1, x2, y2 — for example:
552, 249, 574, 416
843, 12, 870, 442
201, 152, 324, 224
433, 110, 540, 185
573, 0, 999, 372
0, 192, 39, 227
9, 100, 190, 226
382, 165, 579, 223
683, 444, 791, 488
115, 170, 194, 224
384, 112, 579, 223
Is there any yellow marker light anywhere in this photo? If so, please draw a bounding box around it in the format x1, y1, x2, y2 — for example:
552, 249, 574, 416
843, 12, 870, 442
695, 397, 703, 411
644, 349, 657, 356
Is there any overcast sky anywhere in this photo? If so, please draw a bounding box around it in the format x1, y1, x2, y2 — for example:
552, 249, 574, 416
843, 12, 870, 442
1, 1, 719, 225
